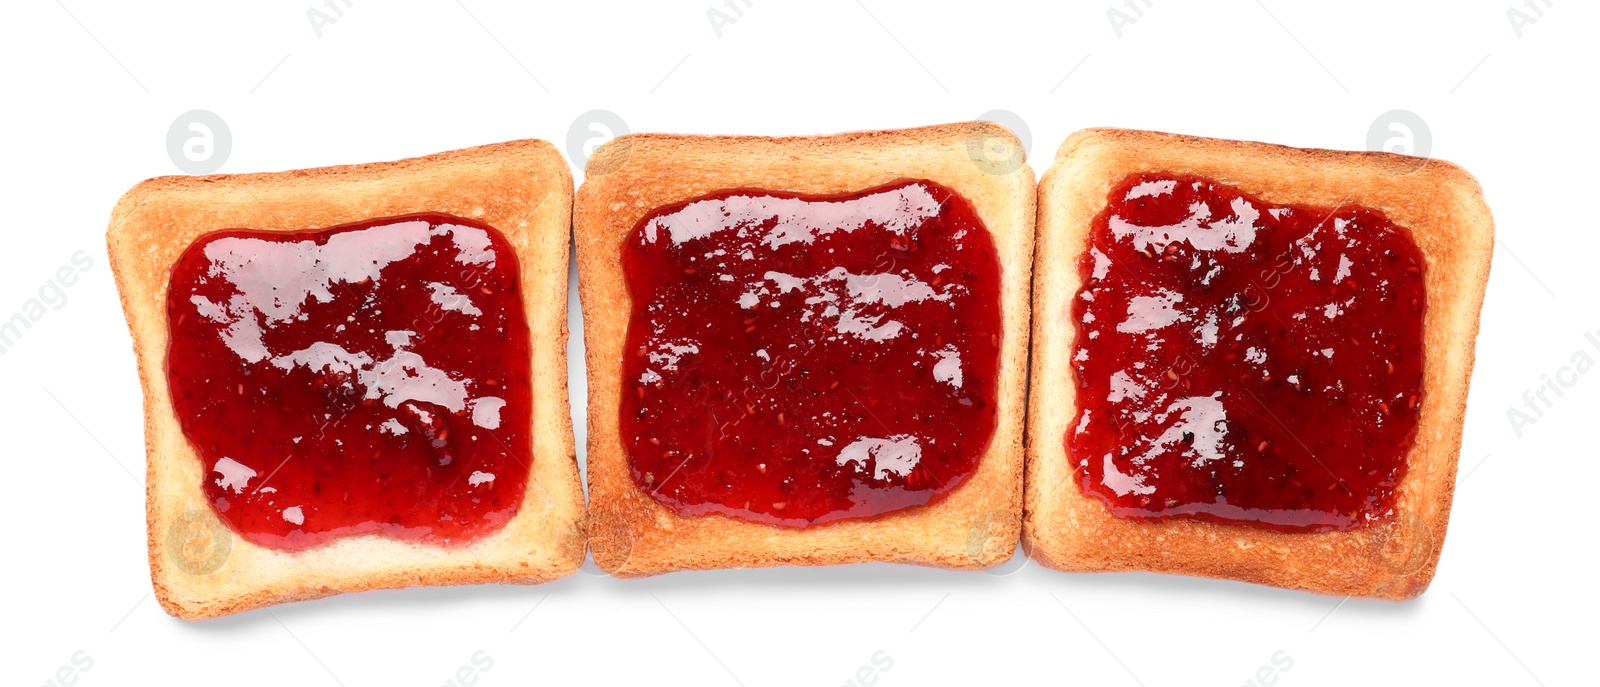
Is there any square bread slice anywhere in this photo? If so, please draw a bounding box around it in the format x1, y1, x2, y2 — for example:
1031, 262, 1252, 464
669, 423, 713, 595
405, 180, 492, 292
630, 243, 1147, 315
1025, 128, 1493, 599
107, 140, 584, 619
574, 123, 1035, 576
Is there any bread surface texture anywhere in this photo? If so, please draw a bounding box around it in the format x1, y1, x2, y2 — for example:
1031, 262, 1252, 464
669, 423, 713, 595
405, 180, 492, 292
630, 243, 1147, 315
1024, 128, 1494, 600
575, 123, 1036, 576
108, 140, 583, 619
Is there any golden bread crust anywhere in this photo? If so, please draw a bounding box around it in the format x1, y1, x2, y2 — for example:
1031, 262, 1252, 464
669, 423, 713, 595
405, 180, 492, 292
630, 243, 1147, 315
1024, 128, 1494, 600
107, 140, 584, 619
574, 123, 1035, 576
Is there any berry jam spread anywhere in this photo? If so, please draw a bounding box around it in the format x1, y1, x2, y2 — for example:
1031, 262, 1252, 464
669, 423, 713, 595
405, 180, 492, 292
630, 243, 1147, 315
166, 213, 531, 551
1069, 174, 1426, 532
621, 180, 1002, 527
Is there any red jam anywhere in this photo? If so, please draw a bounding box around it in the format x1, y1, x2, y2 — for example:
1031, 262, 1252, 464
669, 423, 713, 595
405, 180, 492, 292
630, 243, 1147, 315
621, 180, 1002, 527
166, 213, 531, 551
1069, 174, 1426, 532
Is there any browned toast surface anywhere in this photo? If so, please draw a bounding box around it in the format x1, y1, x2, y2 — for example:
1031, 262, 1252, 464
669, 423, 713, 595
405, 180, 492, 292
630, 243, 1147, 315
575, 123, 1036, 576
108, 140, 583, 619
1024, 128, 1494, 599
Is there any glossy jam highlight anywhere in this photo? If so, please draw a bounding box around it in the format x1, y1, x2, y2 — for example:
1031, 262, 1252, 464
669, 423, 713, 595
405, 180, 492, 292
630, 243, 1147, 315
166, 213, 531, 551
1069, 174, 1426, 532
621, 180, 1002, 527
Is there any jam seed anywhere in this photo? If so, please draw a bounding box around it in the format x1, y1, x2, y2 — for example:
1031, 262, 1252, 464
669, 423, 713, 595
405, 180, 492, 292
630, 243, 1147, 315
1377, 401, 1390, 415
1165, 369, 1179, 381
1257, 441, 1270, 452
772, 501, 787, 511
1386, 361, 1395, 374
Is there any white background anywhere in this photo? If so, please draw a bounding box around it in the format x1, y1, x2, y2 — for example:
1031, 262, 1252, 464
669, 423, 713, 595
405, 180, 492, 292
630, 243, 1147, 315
3, 1, 1592, 684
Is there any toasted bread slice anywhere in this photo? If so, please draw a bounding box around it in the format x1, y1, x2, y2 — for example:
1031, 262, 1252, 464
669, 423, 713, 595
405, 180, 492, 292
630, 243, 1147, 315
108, 140, 584, 619
1025, 128, 1493, 599
574, 123, 1035, 576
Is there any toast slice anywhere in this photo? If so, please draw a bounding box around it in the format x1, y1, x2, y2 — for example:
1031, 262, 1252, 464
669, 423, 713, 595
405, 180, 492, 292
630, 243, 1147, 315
1025, 128, 1493, 599
575, 123, 1035, 576
108, 140, 584, 619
